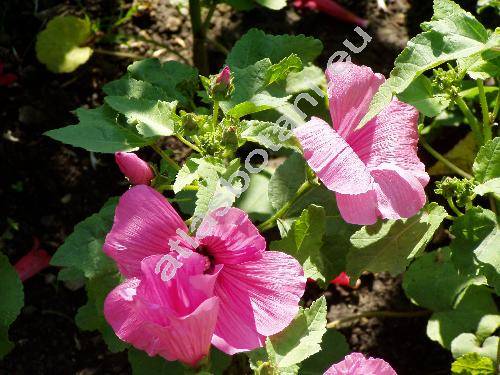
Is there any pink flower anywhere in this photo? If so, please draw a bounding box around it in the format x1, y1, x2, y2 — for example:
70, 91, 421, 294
103, 185, 305, 364
294, 63, 428, 225
14, 237, 51, 282
115, 152, 154, 185
216, 66, 231, 86
0, 62, 17, 87
330, 271, 350, 286
324, 352, 397, 374
293, 0, 368, 28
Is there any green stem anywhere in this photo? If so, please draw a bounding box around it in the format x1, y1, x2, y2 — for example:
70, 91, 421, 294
189, 0, 209, 74
202, 2, 216, 32
177, 134, 203, 154
445, 215, 456, 221
151, 144, 180, 171
477, 79, 492, 142
447, 197, 463, 216
157, 184, 199, 192
93, 48, 145, 60
212, 100, 219, 132
492, 87, 500, 126
258, 180, 314, 232
419, 137, 472, 179
455, 96, 483, 145
326, 309, 431, 329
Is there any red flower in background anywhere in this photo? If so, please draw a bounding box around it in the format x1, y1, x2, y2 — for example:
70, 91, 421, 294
0, 62, 17, 87
14, 238, 51, 282
293, 0, 368, 28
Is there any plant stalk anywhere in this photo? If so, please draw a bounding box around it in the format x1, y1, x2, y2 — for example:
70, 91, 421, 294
419, 137, 472, 179
326, 309, 431, 329
455, 96, 483, 145
151, 144, 180, 171
189, 0, 209, 74
477, 79, 492, 142
177, 134, 203, 154
258, 180, 314, 232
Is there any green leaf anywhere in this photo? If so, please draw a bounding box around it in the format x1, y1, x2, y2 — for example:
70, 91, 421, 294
254, 0, 286, 10
173, 158, 200, 193
36, 15, 93, 73
220, 59, 292, 117
51, 197, 118, 279
209, 347, 232, 374
226, 29, 322, 69
286, 65, 326, 95
361, 0, 496, 125
191, 160, 239, 226
45, 105, 151, 153
103, 77, 172, 102
0, 253, 24, 358
451, 353, 496, 375
266, 297, 327, 368
427, 285, 499, 349
241, 120, 297, 151
397, 75, 450, 117
450, 207, 500, 293
473, 137, 500, 183
270, 205, 328, 283
76, 272, 128, 352
451, 334, 499, 362
477, 0, 500, 13
127, 59, 198, 108
128, 348, 184, 375
347, 203, 447, 277
265, 54, 303, 86
298, 330, 349, 375
268, 153, 307, 211
459, 49, 500, 80
227, 101, 273, 119
105, 97, 177, 137
235, 171, 274, 222
403, 248, 484, 312
474, 178, 500, 197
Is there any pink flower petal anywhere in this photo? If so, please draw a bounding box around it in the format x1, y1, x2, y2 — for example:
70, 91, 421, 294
212, 251, 305, 354
324, 352, 397, 375
104, 255, 220, 366
294, 117, 373, 194
196, 208, 265, 264
371, 165, 427, 220
103, 185, 193, 278
336, 190, 378, 225
326, 63, 385, 139
348, 99, 428, 187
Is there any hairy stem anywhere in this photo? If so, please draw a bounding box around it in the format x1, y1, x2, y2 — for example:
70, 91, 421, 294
258, 180, 314, 232
447, 197, 463, 216
477, 79, 492, 143
419, 137, 472, 179
177, 134, 203, 154
157, 184, 199, 192
455, 96, 483, 145
151, 144, 180, 171
326, 309, 431, 329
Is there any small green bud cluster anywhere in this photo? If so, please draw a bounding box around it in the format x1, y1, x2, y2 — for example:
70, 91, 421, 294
435, 176, 476, 207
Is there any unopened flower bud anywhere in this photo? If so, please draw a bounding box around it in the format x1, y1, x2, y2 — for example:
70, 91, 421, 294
115, 152, 154, 185
216, 66, 231, 86
210, 66, 234, 100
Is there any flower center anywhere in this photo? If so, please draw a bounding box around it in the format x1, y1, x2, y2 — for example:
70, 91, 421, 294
196, 245, 215, 274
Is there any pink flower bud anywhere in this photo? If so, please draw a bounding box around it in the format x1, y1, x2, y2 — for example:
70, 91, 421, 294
293, 0, 368, 28
14, 238, 51, 282
115, 152, 154, 185
216, 65, 231, 85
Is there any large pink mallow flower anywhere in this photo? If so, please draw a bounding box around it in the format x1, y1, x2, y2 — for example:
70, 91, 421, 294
324, 352, 397, 374
294, 62, 429, 225
103, 185, 305, 365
